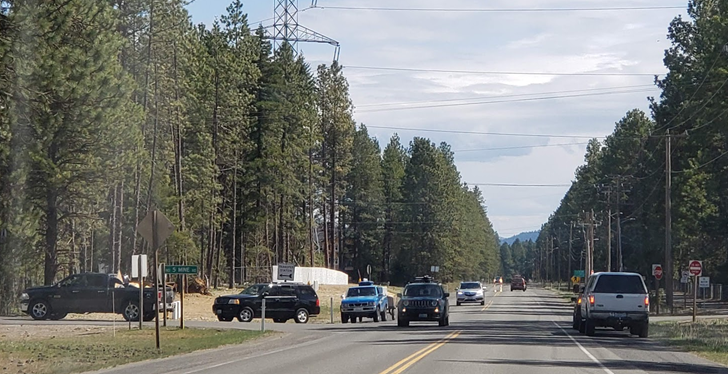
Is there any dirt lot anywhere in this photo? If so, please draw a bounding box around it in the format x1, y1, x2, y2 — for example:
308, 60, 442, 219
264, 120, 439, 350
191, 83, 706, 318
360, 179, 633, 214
62, 284, 389, 323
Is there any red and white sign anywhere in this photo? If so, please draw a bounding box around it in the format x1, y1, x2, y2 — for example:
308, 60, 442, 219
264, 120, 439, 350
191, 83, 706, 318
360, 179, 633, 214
652, 264, 663, 280
689, 260, 702, 276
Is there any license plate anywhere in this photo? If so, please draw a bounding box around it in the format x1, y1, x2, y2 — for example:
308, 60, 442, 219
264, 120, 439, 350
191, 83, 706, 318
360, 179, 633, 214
354, 307, 365, 312
216, 309, 222, 315
419, 313, 428, 318
612, 313, 626, 318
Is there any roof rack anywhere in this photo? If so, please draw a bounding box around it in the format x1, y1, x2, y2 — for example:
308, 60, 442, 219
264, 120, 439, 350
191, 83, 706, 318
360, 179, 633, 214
411, 275, 435, 284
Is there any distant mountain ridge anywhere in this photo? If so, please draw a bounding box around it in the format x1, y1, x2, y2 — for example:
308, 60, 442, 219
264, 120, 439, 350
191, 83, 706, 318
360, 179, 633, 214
500, 230, 539, 245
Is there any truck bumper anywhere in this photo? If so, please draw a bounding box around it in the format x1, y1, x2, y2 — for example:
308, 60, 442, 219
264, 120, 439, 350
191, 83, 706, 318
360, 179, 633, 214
341, 305, 377, 317
590, 311, 648, 327
399, 308, 441, 321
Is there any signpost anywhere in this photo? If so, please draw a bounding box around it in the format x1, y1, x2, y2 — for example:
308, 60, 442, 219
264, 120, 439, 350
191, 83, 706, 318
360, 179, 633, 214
136, 210, 175, 349
573, 270, 585, 278
277, 263, 295, 282
165, 265, 198, 274
430, 266, 440, 273
131, 254, 148, 330
689, 260, 703, 322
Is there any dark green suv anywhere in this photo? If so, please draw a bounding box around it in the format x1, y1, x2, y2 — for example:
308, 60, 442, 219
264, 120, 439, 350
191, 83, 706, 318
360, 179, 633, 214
397, 276, 450, 327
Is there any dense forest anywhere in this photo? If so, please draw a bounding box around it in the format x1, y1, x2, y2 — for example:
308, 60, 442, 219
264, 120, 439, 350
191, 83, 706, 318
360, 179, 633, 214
0, 0, 502, 312
535, 1, 728, 293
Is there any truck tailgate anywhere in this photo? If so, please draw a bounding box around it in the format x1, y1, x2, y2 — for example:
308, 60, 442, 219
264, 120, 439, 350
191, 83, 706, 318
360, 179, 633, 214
592, 293, 646, 313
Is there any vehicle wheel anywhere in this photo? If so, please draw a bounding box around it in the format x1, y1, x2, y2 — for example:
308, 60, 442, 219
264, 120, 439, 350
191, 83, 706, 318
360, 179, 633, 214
350, 315, 357, 323
294, 308, 309, 324
438, 315, 447, 326
359, 317, 363, 323
456, 301, 461, 306
523, 289, 526, 292
217, 315, 233, 322
237, 306, 254, 323
381, 310, 387, 322
29, 300, 51, 320
585, 318, 596, 336
49, 312, 67, 321
572, 313, 580, 330
341, 313, 348, 324
481, 300, 485, 306
510, 288, 513, 292
373, 307, 380, 322
578, 318, 586, 334
122, 300, 140, 322
639, 323, 649, 338
397, 318, 409, 327
143, 312, 156, 322
273, 318, 286, 323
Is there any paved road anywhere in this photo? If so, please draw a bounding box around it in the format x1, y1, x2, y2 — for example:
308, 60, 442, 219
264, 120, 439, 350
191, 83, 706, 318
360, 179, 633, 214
3, 288, 726, 374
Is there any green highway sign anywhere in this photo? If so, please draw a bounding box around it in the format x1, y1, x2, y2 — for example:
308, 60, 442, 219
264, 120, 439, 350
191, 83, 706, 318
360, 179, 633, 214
165, 265, 198, 274
573, 270, 585, 277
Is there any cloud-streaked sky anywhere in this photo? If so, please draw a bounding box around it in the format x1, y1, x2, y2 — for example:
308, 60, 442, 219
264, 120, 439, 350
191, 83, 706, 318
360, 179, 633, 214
186, 0, 688, 237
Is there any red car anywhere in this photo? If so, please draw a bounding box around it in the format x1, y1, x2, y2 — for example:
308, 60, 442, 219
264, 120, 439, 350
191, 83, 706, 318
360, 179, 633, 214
510, 275, 527, 291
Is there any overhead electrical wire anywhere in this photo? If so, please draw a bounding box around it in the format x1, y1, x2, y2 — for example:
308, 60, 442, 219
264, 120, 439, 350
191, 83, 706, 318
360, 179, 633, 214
356, 88, 656, 113
365, 125, 640, 140
346, 65, 663, 77
313, 5, 685, 13
467, 183, 571, 187
453, 142, 589, 152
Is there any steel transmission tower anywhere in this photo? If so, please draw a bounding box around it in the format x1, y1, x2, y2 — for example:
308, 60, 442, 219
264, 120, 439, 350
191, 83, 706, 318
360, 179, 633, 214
264, 0, 340, 60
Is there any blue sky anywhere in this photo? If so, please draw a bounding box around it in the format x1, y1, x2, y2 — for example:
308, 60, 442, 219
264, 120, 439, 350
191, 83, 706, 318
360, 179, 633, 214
185, 0, 688, 237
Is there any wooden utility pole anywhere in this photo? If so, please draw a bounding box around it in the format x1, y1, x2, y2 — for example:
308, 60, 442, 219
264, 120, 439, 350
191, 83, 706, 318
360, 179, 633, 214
665, 130, 673, 312
568, 222, 573, 282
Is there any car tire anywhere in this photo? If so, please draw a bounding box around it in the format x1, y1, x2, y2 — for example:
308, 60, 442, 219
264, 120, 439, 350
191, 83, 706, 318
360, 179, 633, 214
373, 307, 380, 322
572, 313, 580, 330
294, 308, 309, 324
237, 306, 254, 323
639, 323, 649, 338
481, 300, 485, 306
456, 301, 461, 306
585, 318, 596, 336
122, 300, 141, 322
350, 315, 357, 323
49, 312, 67, 321
143, 312, 156, 322
397, 318, 409, 327
29, 300, 51, 320
381, 309, 387, 321
217, 315, 233, 322
341, 313, 348, 323
578, 317, 586, 334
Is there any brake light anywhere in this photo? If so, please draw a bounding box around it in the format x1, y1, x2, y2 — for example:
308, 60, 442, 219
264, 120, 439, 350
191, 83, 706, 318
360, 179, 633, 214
577, 297, 582, 305
644, 296, 649, 306
316, 298, 320, 307
589, 295, 595, 305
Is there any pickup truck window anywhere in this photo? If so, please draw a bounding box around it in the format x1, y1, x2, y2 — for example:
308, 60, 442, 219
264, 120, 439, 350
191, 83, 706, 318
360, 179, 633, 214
87, 274, 107, 288
347, 287, 376, 297
593, 275, 646, 294
59, 274, 87, 287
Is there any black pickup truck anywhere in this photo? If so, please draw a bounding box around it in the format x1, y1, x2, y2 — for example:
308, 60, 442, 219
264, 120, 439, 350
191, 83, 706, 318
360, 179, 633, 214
19, 272, 175, 321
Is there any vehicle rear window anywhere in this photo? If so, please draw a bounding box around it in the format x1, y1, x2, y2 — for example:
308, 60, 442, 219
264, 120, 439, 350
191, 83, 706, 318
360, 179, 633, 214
298, 286, 317, 298
347, 287, 376, 297
593, 275, 646, 294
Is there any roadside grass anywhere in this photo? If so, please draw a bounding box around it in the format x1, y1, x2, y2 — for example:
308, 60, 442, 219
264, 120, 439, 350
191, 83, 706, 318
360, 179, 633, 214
0, 327, 269, 374
652, 319, 728, 366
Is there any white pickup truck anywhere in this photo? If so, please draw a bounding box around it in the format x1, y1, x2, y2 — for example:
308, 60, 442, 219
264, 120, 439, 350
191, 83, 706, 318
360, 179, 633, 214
577, 272, 650, 337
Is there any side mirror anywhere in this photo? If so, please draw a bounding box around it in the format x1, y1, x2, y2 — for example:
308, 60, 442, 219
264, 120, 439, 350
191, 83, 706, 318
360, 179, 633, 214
443, 292, 450, 298
340, 294, 345, 299
396, 293, 402, 298
261, 291, 269, 297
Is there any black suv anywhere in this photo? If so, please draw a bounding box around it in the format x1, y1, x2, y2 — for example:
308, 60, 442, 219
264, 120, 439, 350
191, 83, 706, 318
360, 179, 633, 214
212, 282, 320, 324
397, 276, 450, 327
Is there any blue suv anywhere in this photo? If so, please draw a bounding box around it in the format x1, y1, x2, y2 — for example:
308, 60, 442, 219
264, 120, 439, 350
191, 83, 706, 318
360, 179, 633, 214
340, 281, 389, 323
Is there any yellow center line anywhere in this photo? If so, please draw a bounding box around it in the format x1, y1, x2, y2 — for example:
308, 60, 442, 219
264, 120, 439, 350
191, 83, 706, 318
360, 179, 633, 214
481, 291, 499, 311
379, 330, 460, 374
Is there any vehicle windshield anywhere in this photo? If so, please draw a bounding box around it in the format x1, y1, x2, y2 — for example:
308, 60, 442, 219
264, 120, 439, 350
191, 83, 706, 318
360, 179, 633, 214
403, 284, 443, 298
240, 284, 269, 296
460, 282, 481, 289
593, 275, 646, 294
347, 287, 377, 297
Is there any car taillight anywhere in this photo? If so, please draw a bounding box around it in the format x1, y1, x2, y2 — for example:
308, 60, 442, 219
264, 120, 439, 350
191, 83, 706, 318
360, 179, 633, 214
589, 295, 595, 305
577, 297, 582, 305
644, 296, 649, 306
316, 298, 320, 307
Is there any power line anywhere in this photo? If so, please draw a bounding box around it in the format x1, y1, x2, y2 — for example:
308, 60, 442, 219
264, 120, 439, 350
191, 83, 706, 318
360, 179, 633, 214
468, 183, 571, 187
356, 84, 658, 108
356, 88, 655, 113
314, 5, 685, 13
366, 125, 620, 139
453, 142, 589, 152
346, 65, 663, 77
673, 150, 728, 173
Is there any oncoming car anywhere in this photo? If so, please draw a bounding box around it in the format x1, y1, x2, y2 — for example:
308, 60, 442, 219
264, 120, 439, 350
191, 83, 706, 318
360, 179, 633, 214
456, 281, 485, 306
397, 276, 449, 327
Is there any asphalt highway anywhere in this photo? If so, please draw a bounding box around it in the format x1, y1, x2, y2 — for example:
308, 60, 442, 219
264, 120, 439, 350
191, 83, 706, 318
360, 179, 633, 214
3, 288, 726, 374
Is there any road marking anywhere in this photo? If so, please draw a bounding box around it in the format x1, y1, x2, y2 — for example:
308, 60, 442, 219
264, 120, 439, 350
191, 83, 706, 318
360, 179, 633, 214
481, 291, 499, 311
553, 321, 615, 374
379, 330, 461, 374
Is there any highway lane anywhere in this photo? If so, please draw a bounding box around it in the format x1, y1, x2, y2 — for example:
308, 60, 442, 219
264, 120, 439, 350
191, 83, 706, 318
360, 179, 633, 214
3, 288, 727, 373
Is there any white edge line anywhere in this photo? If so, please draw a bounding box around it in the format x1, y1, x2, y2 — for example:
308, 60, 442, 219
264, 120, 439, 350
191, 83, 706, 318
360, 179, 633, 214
176, 333, 333, 374
553, 321, 615, 374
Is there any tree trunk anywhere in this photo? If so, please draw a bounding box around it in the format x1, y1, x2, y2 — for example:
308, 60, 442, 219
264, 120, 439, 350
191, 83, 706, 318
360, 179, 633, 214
323, 202, 329, 268
172, 40, 185, 232
117, 181, 124, 273
109, 185, 117, 272
44, 189, 59, 285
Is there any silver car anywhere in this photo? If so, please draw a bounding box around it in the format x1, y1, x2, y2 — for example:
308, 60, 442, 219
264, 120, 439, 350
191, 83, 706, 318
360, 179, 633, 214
456, 281, 485, 306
